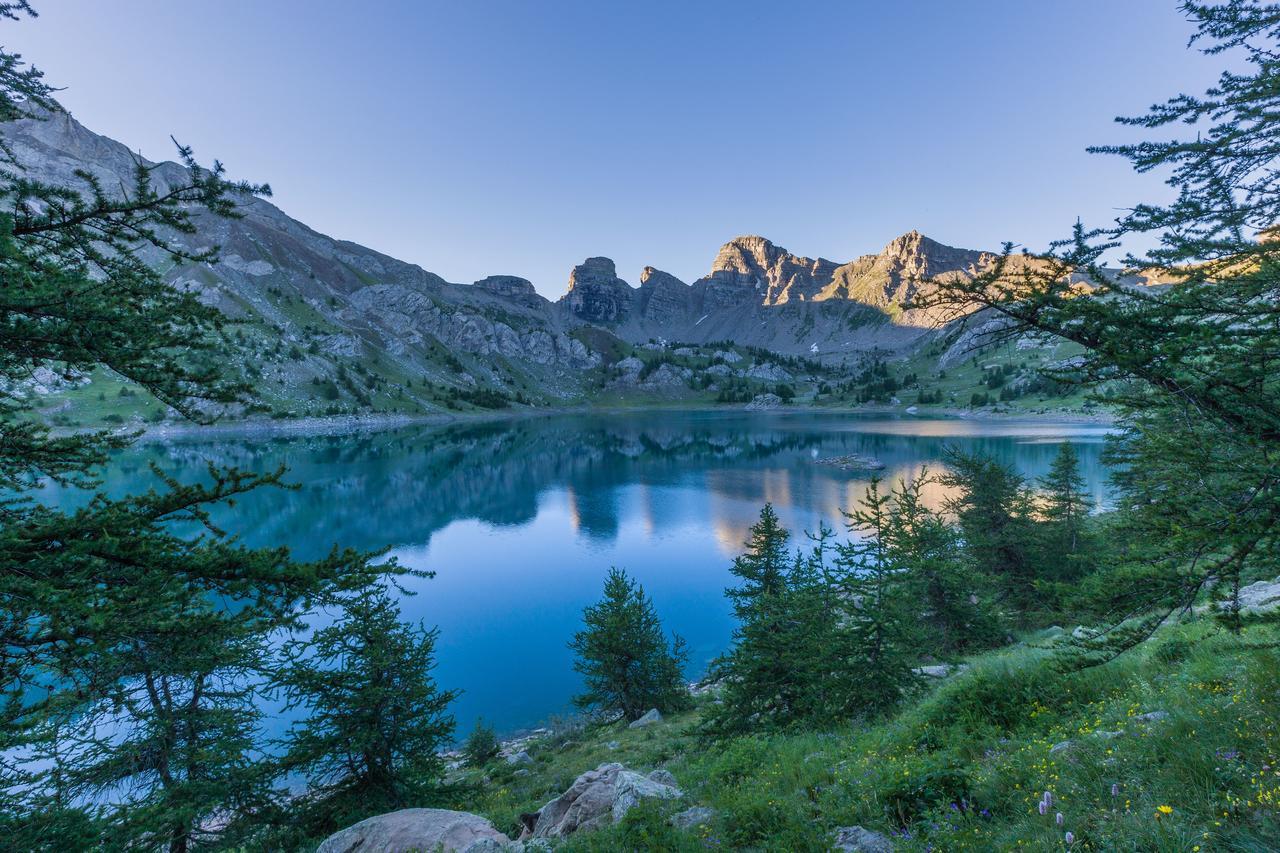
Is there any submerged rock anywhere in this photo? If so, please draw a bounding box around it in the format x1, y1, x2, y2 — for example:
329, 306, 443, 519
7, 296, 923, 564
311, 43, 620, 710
813, 454, 887, 472
317, 808, 513, 853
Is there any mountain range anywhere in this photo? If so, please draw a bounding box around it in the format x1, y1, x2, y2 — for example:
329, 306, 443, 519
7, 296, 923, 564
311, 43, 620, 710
5, 107, 1079, 419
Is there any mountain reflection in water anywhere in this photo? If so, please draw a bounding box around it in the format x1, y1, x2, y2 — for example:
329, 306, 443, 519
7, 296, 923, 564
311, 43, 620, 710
46, 411, 1113, 735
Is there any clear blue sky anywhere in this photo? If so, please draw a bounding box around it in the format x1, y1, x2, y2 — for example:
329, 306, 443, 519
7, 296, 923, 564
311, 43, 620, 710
11, 1, 1219, 296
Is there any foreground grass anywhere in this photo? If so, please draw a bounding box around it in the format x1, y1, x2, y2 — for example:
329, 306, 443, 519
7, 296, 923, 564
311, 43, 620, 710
445, 620, 1280, 851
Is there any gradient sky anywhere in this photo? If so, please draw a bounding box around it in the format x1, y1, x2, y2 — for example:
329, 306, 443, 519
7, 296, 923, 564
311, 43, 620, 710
10, 1, 1221, 296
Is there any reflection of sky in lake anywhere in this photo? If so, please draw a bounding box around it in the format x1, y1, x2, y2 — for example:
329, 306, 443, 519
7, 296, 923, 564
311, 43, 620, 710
45, 411, 1114, 736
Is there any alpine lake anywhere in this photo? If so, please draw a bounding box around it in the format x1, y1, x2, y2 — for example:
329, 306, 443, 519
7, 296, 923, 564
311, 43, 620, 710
46, 410, 1113, 737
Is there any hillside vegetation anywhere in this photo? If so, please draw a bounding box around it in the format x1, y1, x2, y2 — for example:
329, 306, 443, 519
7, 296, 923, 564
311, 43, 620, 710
446, 617, 1280, 851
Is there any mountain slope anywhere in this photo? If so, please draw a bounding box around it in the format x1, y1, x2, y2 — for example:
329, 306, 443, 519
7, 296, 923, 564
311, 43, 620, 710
6, 106, 1062, 422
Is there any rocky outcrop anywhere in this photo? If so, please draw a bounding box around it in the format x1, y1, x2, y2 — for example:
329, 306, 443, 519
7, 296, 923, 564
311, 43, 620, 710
628, 708, 662, 728
636, 267, 692, 323
560, 257, 634, 323
832, 824, 895, 852
528, 763, 683, 839
317, 808, 513, 853
473, 275, 540, 304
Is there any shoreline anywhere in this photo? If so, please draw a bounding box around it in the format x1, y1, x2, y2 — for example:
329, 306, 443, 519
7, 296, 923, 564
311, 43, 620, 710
128, 401, 1115, 442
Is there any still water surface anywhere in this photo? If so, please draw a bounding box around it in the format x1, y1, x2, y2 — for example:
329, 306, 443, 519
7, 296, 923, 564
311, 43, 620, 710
54, 411, 1113, 735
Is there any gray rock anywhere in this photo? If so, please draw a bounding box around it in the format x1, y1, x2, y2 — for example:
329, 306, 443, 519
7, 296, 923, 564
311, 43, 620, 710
629, 708, 662, 728
317, 808, 513, 853
745, 392, 782, 411
506, 750, 534, 766
831, 824, 895, 852
559, 257, 633, 323
530, 762, 683, 839
648, 768, 678, 787
1049, 740, 1074, 754
605, 740, 620, 750
670, 805, 716, 832
1134, 710, 1169, 724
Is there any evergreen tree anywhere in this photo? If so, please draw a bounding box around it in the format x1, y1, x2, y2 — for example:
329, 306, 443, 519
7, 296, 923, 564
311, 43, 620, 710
835, 478, 924, 716
1037, 442, 1096, 582
885, 470, 1003, 655
909, 0, 1280, 657
0, 6, 400, 844
275, 589, 458, 834
704, 505, 816, 735
462, 718, 502, 768
569, 568, 691, 722
939, 448, 1040, 616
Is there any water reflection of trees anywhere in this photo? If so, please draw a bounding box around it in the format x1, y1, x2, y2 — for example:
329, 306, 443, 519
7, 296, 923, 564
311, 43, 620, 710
71, 414, 1109, 557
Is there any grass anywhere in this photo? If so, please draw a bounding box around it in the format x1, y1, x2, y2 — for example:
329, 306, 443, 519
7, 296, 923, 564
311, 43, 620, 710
443, 619, 1280, 851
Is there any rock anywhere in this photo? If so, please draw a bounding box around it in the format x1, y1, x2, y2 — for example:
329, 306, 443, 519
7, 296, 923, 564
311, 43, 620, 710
913, 664, 953, 678
831, 824, 895, 852
629, 708, 662, 728
670, 805, 716, 832
317, 808, 513, 853
507, 750, 534, 765
648, 768, 678, 787
605, 740, 620, 750
813, 454, 887, 472
1049, 740, 1074, 754
636, 267, 693, 324
559, 257, 633, 323
745, 362, 794, 383
1232, 577, 1280, 615
1134, 710, 1169, 724
641, 363, 692, 389
473, 275, 539, 303
530, 763, 683, 839
513, 768, 530, 777
745, 392, 782, 411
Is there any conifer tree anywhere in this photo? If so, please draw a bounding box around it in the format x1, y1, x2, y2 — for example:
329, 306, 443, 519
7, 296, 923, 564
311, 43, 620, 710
835, 478, 924, 716
569, 568, 691, 722
0, 6, 401, 841
885, 470, 1003, 654
908, 0, 1280, 656
1037, 442, 1096, 582
704, 505, 815, 735
939, 448, 1040, 616
275, 589, 458, 835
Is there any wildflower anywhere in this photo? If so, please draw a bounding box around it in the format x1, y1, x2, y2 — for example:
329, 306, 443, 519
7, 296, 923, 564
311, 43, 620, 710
1038, 801, 1048, 816
1056, 812, 1064, 826
1043, 791, 1054, 806
1065, 831, 1075, 845
1156, 805, 1173, 816
1111, 783, 1119, 797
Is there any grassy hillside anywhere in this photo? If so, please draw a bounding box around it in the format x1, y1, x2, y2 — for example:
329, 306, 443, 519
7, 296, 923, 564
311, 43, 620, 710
443, 619, 1280, 851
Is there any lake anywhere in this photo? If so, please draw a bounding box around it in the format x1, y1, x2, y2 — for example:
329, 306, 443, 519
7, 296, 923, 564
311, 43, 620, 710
51, 411, 1113, 737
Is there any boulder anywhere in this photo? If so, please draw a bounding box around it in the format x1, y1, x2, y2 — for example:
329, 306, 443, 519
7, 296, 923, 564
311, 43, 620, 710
670, 805, 716, 831
831, 824, 895, 852
629, 708, 662, 728
647, 768, 678, 787
745, 393, 782, 411
506, 750, 534, 766
1134, 710, 1169, 724
317, 808, 513, 853
530, 762, 683, 839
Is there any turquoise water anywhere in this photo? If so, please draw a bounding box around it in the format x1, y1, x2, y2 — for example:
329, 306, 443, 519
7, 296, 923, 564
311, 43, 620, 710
55, 411, 1112, 736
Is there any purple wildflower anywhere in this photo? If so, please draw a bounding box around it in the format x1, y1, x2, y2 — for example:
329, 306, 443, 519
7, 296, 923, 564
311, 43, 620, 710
1056, 812, 1064, 826
1065, 831, 1075, 845
1038, 801, 1047, 816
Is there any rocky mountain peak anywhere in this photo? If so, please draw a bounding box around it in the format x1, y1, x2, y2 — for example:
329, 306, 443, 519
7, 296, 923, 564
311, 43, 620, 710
636, 266, 691, 323
703, 235, 838, 305
560, 256, 634, 324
